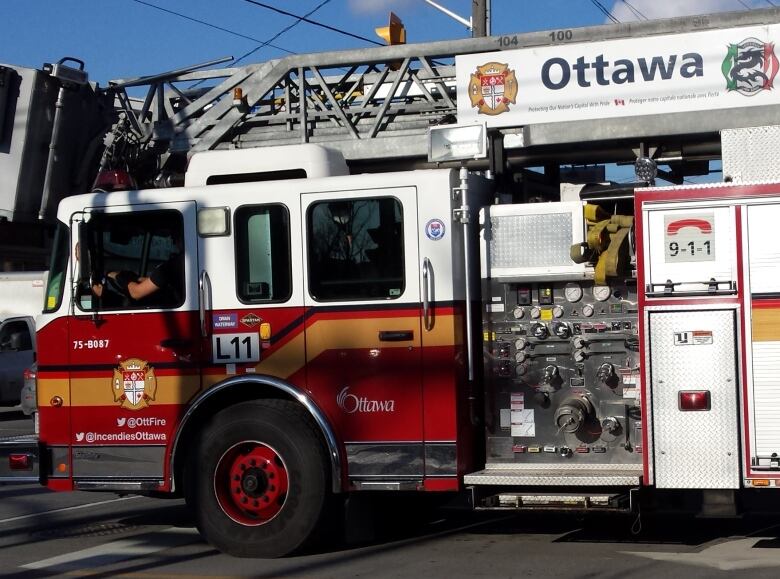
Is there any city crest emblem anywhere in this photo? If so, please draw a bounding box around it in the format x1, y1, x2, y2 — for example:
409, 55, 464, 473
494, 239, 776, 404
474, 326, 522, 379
112, 358, 157, 410
468, 62, 518, 115
722, 37, 779, 96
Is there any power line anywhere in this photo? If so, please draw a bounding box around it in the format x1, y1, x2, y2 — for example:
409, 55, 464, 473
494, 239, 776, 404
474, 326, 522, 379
127, 0, 294, 54
589, 0, 620, 23
621, 0, 648, 20
232, 0, 332, 66
767, 0, 777, 7
735, 0, 753, 9
243, 0, 385, 46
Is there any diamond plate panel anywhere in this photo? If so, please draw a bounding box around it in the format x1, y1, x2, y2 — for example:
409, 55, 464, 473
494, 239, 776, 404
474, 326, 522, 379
479, 202, 587, 279
489, 213, 573, 268
649, 309, 740, 489
723, 126, 780, 183
464, 466, 641, 486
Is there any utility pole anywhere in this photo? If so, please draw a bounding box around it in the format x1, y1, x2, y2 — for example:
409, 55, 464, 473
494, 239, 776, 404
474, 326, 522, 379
472, 0, 490, 38
422, 0, 490, 36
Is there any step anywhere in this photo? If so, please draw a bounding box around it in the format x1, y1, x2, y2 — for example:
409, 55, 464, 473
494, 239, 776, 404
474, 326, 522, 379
478, 491, 631, 511
464, 464, 642, 487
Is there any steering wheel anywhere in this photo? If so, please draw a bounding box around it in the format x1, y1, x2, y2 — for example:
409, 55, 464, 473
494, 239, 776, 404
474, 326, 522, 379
103, 274, 130, 297
103, 271, 136, 298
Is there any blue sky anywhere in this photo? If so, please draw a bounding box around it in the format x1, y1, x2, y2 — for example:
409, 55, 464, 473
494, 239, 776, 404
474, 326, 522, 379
2, 0, 772, 86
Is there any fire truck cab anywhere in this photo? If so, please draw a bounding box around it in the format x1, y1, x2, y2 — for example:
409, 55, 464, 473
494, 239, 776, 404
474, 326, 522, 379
34, 165, 487, 556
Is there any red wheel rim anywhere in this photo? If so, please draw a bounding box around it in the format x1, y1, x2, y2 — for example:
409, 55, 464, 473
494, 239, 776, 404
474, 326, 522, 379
214, 441, 290, 526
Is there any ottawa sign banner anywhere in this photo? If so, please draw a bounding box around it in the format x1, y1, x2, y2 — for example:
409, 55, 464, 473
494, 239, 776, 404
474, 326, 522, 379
456, 24, 780, 127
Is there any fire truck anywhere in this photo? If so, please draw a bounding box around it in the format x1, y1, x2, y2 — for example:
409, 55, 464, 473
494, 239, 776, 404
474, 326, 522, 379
3, 6, 780, 558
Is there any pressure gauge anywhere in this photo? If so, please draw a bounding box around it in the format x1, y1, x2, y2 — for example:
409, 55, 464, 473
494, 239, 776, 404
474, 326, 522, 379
515, 351, 528, 363
552, 305, 564, 318
512, 306, 525, 319
592, 285, 612, 302
582, 304, 595, 317
564, 282, 583, 303
530, 306, 541, 319
515, 337, 528, 350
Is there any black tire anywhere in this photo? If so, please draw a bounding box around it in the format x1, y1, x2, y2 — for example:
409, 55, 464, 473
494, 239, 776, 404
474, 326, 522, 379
186, 399, 329, 557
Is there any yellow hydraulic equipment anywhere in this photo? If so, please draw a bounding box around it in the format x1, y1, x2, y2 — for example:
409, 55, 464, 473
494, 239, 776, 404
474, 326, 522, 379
570, 204, 634, 285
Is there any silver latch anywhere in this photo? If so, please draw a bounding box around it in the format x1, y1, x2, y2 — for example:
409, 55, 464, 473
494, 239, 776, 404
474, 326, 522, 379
453, 208, 471, 224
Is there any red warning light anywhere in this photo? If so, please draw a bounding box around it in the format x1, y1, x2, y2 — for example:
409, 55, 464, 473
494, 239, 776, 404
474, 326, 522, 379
679, 390, 711, 411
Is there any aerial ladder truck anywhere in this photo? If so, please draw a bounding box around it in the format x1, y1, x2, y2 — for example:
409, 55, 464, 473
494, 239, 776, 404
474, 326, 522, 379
2, 6, 780, 557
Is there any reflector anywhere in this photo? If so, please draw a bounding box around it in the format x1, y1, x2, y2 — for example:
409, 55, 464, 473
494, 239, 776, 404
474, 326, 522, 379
679, 390, 711, 411
9, 454, 31, 470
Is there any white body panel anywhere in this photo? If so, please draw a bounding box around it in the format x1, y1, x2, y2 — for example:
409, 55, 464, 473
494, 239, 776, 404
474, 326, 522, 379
744, 200, 780, 470
54, 169, 468, 316
184, 144, 348, 187
644, 204, 737, 294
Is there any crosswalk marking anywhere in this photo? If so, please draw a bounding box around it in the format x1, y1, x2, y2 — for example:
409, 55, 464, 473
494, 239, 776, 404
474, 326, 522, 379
22, 527, 201, 571
0, 495, 142, 525
623, 537, 780, 571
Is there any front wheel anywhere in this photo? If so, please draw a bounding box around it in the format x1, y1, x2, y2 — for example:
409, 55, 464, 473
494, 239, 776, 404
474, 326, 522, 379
186, 400, 329, 557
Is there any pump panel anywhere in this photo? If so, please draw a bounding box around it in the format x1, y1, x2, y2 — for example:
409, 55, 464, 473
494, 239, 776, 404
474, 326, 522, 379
483, 279, 641, 466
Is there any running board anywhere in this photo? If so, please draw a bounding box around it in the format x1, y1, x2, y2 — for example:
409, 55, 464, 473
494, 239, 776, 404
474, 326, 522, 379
351, 480, 420, 491
475, 491, 633, 512
74, 480, 163, 492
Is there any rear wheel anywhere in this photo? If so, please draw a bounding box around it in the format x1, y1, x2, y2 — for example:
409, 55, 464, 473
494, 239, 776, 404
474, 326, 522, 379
186, 399, 329, 557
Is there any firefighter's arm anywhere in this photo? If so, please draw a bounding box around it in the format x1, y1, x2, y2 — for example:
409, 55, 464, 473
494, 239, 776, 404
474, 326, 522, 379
125, 277, 159, 300
100, 271, 159, 301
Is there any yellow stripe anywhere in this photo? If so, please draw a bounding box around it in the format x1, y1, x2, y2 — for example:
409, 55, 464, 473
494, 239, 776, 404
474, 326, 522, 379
51, 314, 460, 407
304, 313, 459, 362
255, 332, 307, 378
420, 313, 462, 347
305, 316, 420, 359
753, 307, 780, 342
66, 376, 201, 407
38, 378, 70, 406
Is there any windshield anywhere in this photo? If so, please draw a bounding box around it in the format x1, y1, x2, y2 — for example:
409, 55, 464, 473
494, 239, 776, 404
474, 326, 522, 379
44, 221, 70, 313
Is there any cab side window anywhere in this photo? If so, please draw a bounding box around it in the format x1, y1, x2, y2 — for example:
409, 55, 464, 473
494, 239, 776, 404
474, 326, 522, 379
235, 204, 292, 302
81, 210, 185, 310
307, 197, 404, 301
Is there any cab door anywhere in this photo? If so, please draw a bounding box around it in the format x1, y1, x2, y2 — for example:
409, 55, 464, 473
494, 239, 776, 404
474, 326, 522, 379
301, 188, 424, 482
67, 201, 201, 485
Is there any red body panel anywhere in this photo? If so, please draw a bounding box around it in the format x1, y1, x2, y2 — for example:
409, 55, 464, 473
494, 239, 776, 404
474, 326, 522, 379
38, 299, 466, 491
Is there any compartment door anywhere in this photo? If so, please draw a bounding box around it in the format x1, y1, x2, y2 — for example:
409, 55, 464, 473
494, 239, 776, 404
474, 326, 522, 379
649, 309, 740, 489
